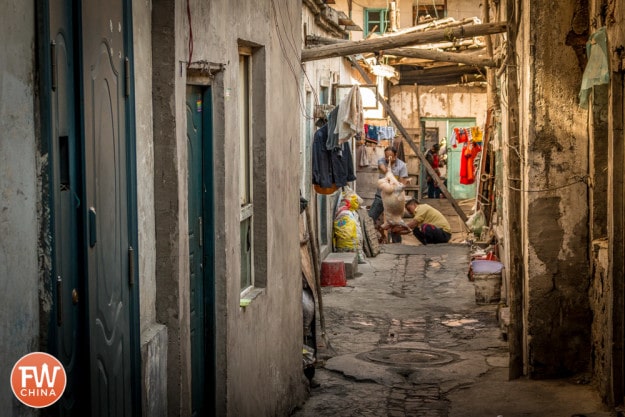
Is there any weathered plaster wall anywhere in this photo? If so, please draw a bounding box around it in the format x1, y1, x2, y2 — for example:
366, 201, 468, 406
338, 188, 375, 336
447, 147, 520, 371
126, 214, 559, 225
151, 0, 191, 415
194, 1, 307, 415
151, 0, 307, 415
421, 86, 486, 127
0, 2, 39, 416
589, 0, 625, 404
135, 0, 157, 335
521, 0, 591, 378
590, 238, 610, 402
133, 0, 168, 416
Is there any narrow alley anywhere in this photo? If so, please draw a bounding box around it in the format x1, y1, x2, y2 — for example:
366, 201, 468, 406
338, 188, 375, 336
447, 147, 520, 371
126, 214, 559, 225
293, 199, 614, 417
4, 0, 625, 416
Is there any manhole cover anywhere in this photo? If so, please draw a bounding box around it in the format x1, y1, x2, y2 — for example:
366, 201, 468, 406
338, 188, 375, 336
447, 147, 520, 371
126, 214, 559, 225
358, 348, 457, 367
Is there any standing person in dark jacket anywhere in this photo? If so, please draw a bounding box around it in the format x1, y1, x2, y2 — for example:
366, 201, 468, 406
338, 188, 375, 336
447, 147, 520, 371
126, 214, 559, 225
425, 143, 446, 199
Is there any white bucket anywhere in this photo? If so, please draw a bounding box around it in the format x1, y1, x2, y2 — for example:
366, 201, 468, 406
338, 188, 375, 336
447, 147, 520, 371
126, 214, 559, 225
474, 273, 502, 305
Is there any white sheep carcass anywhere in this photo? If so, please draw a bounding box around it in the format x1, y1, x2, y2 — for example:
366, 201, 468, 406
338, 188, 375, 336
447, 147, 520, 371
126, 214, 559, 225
377, 170, 411, 234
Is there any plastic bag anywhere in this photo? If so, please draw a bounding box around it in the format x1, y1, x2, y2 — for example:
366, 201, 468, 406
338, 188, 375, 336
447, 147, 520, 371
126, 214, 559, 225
334, 211, 359, 250
466, 209, 486, 236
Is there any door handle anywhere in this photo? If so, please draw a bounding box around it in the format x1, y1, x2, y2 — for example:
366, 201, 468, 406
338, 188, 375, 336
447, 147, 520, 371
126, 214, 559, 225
89, 207, 97, 247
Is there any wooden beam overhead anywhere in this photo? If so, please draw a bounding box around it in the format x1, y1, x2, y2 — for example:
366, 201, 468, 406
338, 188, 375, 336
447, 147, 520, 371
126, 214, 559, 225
384, 47, 496, 67
400, 64, 483, 78
301, 21, 507, 62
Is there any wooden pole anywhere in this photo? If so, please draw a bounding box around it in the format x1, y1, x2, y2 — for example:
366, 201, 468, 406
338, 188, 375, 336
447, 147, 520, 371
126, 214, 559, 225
305, 202, 330, 351
302, 21, 508, 62
349, 57, 469, 223
505, 0, 524, 380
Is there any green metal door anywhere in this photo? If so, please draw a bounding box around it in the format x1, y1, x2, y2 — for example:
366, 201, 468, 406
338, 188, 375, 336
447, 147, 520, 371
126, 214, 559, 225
80, 0, 138, 415
48, 0, 88, 414
447, 119, 478, 200
44, 0, 139, 415
186, 85, 216, 416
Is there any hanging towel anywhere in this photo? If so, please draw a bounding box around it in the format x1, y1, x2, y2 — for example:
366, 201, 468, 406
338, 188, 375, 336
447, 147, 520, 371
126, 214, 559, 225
579, 27, 609, 109
336, 85, 363, 145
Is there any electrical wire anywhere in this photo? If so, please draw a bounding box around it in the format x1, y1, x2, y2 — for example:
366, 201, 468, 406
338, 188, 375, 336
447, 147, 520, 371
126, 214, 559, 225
505, 175, 589, 193
269, 0, 313, 119
270, 0, 326, 120
186, 0, 193, 69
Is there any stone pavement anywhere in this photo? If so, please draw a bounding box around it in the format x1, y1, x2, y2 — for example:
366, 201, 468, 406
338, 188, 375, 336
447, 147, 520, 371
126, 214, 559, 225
291, 241, 616, 417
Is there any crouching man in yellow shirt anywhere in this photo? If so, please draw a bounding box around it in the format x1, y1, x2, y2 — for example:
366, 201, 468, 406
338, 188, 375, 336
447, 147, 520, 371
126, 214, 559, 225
400, 198, 452, 245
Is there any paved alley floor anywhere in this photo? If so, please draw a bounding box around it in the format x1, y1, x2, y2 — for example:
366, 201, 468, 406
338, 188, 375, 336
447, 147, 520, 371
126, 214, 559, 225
291, 241, 616, 417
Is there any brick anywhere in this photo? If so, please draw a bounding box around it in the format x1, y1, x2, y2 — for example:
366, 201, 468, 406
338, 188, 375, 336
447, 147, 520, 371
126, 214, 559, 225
320, 259, 346, 287
324, 251, 358, 279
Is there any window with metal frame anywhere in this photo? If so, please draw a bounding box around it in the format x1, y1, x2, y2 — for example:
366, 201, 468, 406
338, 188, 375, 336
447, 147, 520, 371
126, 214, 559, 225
238, 43, 268, 294
239, 47, 253, 291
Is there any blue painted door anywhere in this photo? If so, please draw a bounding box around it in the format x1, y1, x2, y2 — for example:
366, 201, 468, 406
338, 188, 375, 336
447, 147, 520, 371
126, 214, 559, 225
186, 85, 216, 416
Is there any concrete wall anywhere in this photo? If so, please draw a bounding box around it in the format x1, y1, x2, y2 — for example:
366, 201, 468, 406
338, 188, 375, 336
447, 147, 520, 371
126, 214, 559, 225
135, 0, 157, 335
589, 0, 625, 404
590, 238, 610, 402
133, 0, 168, 416
0, 1, 39, 416
152, 0, 307, 415
518, 0, 591, 378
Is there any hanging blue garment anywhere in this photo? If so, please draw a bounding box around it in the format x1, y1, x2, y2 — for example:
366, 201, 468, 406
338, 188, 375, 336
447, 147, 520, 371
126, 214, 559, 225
312, 125, 357, 188
579, 27, 609, 109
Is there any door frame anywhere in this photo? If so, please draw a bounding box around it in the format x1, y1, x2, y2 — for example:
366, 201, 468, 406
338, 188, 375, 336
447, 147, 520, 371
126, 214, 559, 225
186, 78, 217, 416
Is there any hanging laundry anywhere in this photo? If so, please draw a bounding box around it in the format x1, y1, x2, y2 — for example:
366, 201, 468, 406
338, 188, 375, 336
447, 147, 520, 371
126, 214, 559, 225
356, 143, 370, 168
336, 85, 363, 145
378, 126, 396, 140
579, 27, 609, 109
325, 106, 340, 150
471, 126, 483, 143
452, 127, 470, 148
459, 142, 482, 185
312, 124, 357, 192
366, 124, 379, 142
